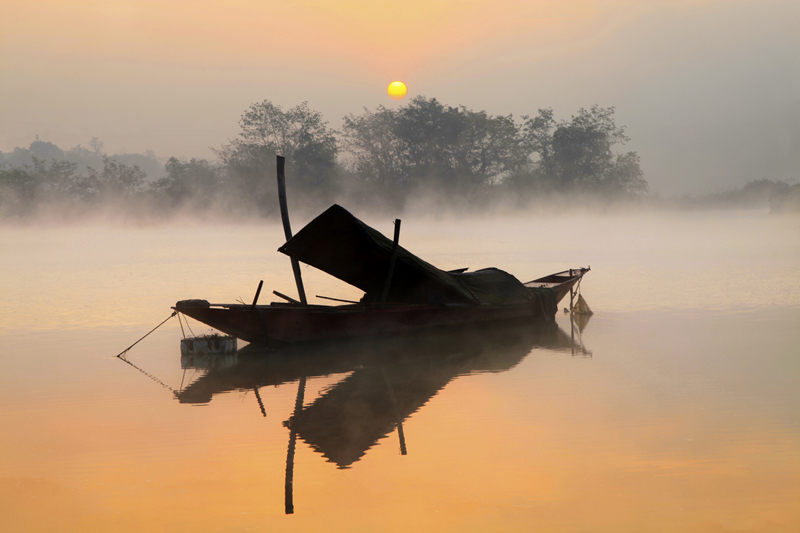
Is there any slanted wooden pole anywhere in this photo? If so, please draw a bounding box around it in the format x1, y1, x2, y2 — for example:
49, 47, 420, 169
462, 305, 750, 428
273, 290, 300, 305
380, 219, 401, 305
276, 156, 307, 305
570, 270, 575, 314
251, 280, 264, 306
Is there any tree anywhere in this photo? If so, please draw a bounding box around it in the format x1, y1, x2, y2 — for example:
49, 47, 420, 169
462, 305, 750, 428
74, 157, 146, 202
390, 96, 463, 185
341, 97, 527, 200
518, 105, 648, 195
394, 97, 527, 191
551, 105, 627, 190
152, 157, 223, 208
520, 108, 557, 183
454, 109, 528, 187
0, 165, 37, 217
341, 106, 404, 195
608, 151, 648, 195
30, 157, 79, 199
0, 158, 82, 217
29, 139, 65, 162
218, 100, 339, 206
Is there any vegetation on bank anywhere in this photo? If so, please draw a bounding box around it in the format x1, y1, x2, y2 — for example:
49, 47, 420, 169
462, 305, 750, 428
1, 97, 795, 220
657, 178, 800, 213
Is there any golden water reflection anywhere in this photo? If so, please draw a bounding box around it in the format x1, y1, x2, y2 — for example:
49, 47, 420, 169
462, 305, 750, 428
2, 308, 799, 532
166, 319, 591, 516
2, 211, 799, 532
173, 320, 584, 475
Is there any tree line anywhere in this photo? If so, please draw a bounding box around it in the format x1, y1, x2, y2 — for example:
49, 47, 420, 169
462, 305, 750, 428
661, 178, 800, 213
0, 97, 649, 220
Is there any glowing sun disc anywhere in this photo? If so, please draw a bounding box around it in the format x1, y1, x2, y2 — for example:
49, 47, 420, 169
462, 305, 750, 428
387, 81, 407, 100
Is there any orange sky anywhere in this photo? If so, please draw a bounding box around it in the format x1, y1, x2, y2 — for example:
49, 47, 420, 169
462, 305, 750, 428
3, 1, 634, 83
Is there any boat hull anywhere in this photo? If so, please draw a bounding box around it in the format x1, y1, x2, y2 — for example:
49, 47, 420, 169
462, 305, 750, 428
525, 267, 589, 305
176, 298, 554, 345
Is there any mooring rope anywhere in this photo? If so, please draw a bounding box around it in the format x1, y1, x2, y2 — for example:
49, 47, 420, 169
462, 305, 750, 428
176, 312, 187, 339
115, 311, 177, 359
117, 354, 177, 393
184, 316, 197, 338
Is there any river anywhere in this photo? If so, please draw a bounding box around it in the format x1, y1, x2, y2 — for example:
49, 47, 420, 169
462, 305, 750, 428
1, 208, 798, 532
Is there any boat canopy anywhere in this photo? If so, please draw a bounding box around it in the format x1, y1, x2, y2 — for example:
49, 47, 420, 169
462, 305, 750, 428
278, 205, 531, 306
452, 268, 531, 305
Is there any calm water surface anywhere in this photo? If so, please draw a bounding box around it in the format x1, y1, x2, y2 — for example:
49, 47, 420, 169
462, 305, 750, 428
1, 209, 798, 532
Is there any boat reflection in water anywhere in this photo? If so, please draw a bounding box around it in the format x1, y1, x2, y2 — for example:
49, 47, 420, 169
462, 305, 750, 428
172, 318, 590, 514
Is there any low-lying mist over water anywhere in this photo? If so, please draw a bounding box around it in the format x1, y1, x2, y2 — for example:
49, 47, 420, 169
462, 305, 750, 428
2, 209, 797, 335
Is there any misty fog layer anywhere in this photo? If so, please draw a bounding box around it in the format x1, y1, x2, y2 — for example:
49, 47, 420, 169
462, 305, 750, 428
3, 209, 797, 334
3, 97, 798, 222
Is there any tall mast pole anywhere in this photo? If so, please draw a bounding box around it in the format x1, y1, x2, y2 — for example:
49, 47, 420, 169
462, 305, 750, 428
380, 219, 401, 306
276, 156, 307, 305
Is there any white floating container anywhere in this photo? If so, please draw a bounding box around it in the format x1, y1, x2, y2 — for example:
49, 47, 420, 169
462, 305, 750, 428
180, 335, 237, 356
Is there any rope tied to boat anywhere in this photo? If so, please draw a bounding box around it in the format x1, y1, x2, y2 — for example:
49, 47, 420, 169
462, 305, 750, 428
117, 354, 177, 394
115, 311, 177, 359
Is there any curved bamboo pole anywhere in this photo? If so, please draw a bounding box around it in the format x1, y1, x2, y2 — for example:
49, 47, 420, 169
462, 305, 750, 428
276, 156, 307, 305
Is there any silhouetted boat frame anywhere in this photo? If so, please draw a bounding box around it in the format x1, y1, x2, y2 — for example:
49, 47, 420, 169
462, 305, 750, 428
174, 157, 589, 345
175, 270, 588, 345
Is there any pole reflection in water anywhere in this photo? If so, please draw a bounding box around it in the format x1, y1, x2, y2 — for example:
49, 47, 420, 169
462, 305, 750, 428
382, 366, 408, 456
570, 311, 592, 358
285, 376, 305, 514
166, 319, 590, 513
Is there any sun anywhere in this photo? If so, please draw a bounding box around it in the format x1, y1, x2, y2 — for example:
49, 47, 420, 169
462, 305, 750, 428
387, 81, 407, 100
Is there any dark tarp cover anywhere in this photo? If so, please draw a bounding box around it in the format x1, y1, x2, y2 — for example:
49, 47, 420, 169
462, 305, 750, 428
452, 268, 532, 305
278, 205, 532, 306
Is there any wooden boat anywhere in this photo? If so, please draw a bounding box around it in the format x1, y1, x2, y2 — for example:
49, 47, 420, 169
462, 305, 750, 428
175, 203, 589, 345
